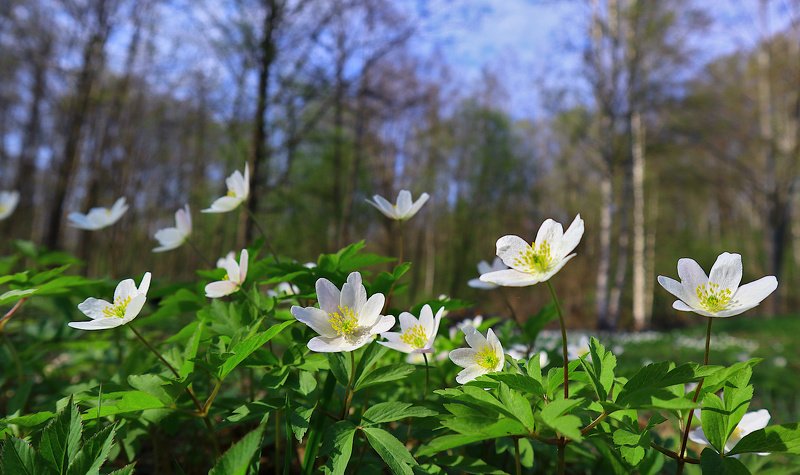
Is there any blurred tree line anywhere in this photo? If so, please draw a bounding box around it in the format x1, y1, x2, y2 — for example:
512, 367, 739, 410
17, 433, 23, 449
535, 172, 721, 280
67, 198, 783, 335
0, 0, 798, 330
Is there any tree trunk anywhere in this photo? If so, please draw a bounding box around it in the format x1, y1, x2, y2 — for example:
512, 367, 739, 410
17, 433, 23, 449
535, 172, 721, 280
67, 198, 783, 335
608, 157, 632, 328
631, 110, 647, 330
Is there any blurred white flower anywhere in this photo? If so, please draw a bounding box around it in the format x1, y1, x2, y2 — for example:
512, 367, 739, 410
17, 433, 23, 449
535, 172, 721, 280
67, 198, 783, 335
69, 272, 151, 331
773, 356, 788, 368
449, 325, 505, 384
202, 164, 249, 213
468, 257, 507, 289
449, 315, 483, 340
291, 272, 394, 352
68, 197, 128, 230
567, 335, 591, 361
481, 215, 584, 287
152, 205, 192, 252
507, 344, 550, 368
379, 304, 444, 354
366, 190, 429, 221
658, 252, 777, 318
407, 350, 448, 365
689, 409, 770, 455
0, 190, 20, 220
267, 282, 300, 297
205, 249, 248, 298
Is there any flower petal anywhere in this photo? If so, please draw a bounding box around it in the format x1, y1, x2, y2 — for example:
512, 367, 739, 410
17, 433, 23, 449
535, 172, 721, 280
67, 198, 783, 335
398, 312, 418, 332
68, 318, 124, 331
449, 348, 477, 368
480, 269, 542, 287
733, 276, 778, 307
341, 272, 366, 311
359, 293, 385, 327
468, 278, 496, 289
677, 258, 707, 305
658, 276, 688, 302
418, 305, 434, 335
115, 278, 138, 302
456, 365, 486, 384
202, 196, 241, 213
307, 336, 351, 352
124, 294, 147, 321
495, 235, 531, 271
291, 306, 337, 337
738, 409, 770, 435
406, 192, 429, 218
238, 249, 248, 284
77, 298, 112, 319
708, 252, 742, 291
535, 219, 563, 248
396, 190, 412, 215
369, 315, 395, 335
559, 214, 584, 258
463, 325, 487, 349
316, 278, 341, 313
205, 280, 238, 298
378, 338, 413, 354
137, 272, 152, 296
672, 300, 696, 312
688, 427, 710, 447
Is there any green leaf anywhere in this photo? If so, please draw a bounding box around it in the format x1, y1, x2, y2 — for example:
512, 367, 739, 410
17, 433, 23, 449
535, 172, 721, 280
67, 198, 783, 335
0, 288, 37, 306
486, 373, 544, 397
6, 411, 56, 428
82, 391, 166, 420
108, 463, 136, 475
39, 397, 83, 474
417, 434, 491, 457
362, 427, 416, 475
728, 423, 800, 455
581, 337, 616, 401
180, 319, 205, 380
327, 353, 351, 387
67, 425, 116, 475
354, 363, 415, 391
361, 402, 437, 425
321, 421, 356, 475
1, 438, 36, 475
615, 362, 700, 409
209, 424, 265, 475
497, 384, 534, 431
540, 399, 583, 441
289, 404, 314, 442
218, 320, 293, 379
127, 374, 175, 405
699, 448, 751, 474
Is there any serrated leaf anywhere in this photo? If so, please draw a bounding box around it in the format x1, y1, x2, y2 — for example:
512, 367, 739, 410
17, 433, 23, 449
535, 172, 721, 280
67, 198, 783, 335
321, 421, 356, 475
699, 448, 750, 474
615, 362, 700, 409
289, 405, 314, 442
1, 438, 36, 475
67, 425, 116, 475
39, 398, 82, 474
108, 463, 136, 475
180, 319, 205, 380
82, 391, 166, 420
361, 402, 437, 425
540, 399, 583, 441
486, 373, 544, 397
728, 423, 800, 455
218, 320, 293, 379
209, 424, 265, 475
497, 384, 534, 431
362, 427, 416, 475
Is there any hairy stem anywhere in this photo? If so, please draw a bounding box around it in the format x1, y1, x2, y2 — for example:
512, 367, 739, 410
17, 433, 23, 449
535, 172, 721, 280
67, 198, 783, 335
676, 317, 712, 474
341, 350, 356, 419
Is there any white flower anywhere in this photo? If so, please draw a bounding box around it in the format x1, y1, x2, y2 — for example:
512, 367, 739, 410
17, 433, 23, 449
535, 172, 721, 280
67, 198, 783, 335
202, 164, 249, 213
567, 335, 591, 361
68, 197, 128, 230
69, 272, 151, 331
507, 344, 549, 367
291, 272, 395, 352
205, 249, 248, 298
449, 325, 505, 384
379, 304, 444, 354
366, 189, 429, 221
217, 251, 235, 268
267, 282, 299, 297
449, 315, 484, 340
480, 214, 584, 287
657, 252, 778, 318
152, 205, 192, 252
468, 257, 508, 289
407, 350, 449, 364
689, 409, 770, 455
0, 191, 20, 220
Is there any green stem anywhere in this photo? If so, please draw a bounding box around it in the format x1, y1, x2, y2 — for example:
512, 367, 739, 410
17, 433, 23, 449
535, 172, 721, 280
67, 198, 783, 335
546, 281, 569, 399
557, 440, 566, 475
341, 351, 356, 419
513, 437, 522, 475
676, 317, 713, 474
243, 205, 280, 263
275, 409, 281, 475
423, 353, 430, 400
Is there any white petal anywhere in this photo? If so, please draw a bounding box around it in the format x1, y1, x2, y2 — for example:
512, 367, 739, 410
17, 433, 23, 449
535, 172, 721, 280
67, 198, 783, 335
714, 304, 759, 318
316, 278, 341, 313
291, 306, 337, 337
418, 305, 434, 335
538, 254, 576, 281
456, 365, 487, 384
405, 192, 429, 218
378, 338, 414, 354
738, 410, 770, 435
341, 272, 366, 311
464, 325, 487, 349
398, 312, 418, 332
495, 235, 531, 271
688, 427, 710, 447
733, 276, 778, 307
476, 260, 492, 274
708, 253, 742, 292
202, 196, 241, 213
205, 280, 238, 298
67, 213, 93, 230
558, 214, 584, 258
449, 348, 477, 368
535, 219, 563, 248
115, 278, 138, 301
68, 319, 124, 331
678, 258, 708, 304
480, 269, 542, 287
359, 294, 385, 327
222, 255, 240, 283
396, 190, 413, 214
77, 298, 113, 319
307, 336, 348, 352
468, 278, 496, 289
672, 300, 696, 312
123, 294, 147, 321
370, 315, 395, 335
658, 276, 690, 303
238, 249, 248, 283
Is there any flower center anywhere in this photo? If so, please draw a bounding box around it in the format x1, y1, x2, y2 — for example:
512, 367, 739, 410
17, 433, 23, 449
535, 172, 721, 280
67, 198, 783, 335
222, 273, 230, 281
474, 345, 499, 370
329, 305, 360, 337
695, 283, 733, 313
730, 425, 744, 443
102, 295, 132, 319
0, 204, 6, 214
227, 189, 237, 197
400, 324, 428, 349
515, 241, 553, 273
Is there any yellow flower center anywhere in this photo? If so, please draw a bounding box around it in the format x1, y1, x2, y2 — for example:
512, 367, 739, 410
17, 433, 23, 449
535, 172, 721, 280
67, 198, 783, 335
514, 241, 553, 273
474, 345, 499, 370
102, 295, 132, 319
227, 189, 237, 197
222, 273, 230, 281
329, 305, 360, 337
730, 425, 744, 442
696, 283, 733, 313
0, 204, 6, 214
400, 324, 428, 349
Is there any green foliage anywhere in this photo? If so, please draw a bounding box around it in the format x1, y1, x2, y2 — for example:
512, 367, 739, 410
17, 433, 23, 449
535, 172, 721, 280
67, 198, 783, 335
209, 425, 265, 475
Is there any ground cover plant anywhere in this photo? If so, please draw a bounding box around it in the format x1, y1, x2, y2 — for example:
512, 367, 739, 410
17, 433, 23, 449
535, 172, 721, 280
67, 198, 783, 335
1, 167, 800, 474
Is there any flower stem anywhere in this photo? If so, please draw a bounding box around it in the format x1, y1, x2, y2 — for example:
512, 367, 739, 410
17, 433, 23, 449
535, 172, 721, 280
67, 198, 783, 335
341, 351, 356, 419
243, 205, 280, 263
557, 440, 566, 475
186, 238, 213, 268
513, 437, 522, 475
546, 281, 569, 400
423, 353, 430, 400
676, 317, 713, 475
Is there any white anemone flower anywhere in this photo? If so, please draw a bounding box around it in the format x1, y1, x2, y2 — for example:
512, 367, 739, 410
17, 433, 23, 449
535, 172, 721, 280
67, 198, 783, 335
407, 351, 449, 365
689, 409, 770, 455
202, 164, 249, 213
152, 205, 192, 252
366, 189, 429, 221
267, 282, 300, 297
567, 335, 591, 361
657, 253, 778, 318
0, 191, 20, 220
378, 304, 444, 354
480, 215, 584, 287
507, 344, 550, 367
205, 249, 248, 298
449, 325, 505, 384
68, 197, 128, 230
69, 272, 151, 331
291, 272, 395, 352
449, 315, 484, 340
468, 257, 508, 289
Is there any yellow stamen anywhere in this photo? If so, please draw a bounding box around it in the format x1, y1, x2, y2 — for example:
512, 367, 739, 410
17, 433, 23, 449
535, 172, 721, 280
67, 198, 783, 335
329, 305, 359, 337
102, 295, 132, 319
227, 189, 237, 197
696, 283, 732, 313
474, 345, 499, 370
400, 324, 428, 349
514, 241, 553, 273
222, 273, 230, 281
